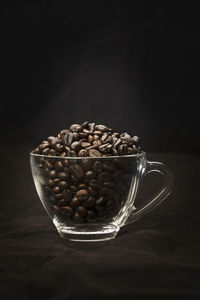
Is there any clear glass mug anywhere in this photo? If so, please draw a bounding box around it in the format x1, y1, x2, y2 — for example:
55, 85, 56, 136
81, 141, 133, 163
30, 151, 173, 242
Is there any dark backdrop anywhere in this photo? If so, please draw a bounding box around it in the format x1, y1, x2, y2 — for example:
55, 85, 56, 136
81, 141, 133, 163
1, 0, 199, 153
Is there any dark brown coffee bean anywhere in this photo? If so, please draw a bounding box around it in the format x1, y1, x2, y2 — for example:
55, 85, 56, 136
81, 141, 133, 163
89, 179, 101, 190
99, 187, 110, 195
95, 205, 104, 212
94, 130, 103, 136
88, 122, 95, 132
93, 140, 102, 147
49, 149, 56, 156
88, 135, 94, 144
92, 161, 103, 173
57, 172, 69, 180
78, 183, 88, 190
79, 132, 88, 139
87, 210, 96, 222
69, 164, 84, 180
33, 147, 40, 154
63, 130, 74, 146
112, 148, 118, 156
68, 150, 77, 157
83, 128, 92, 134
44, 186, 52, 194
103, 181, 116, 189
106, 200, 114, 208
103, 162, 115, 172
54, 193, 62, 200
70, 197, 80, 208
54, 161, 64, 171
55, 143, 64, 152
58, 181, 69, 189
85, 145, 98, 150
47, 179, 55, 187
70, 174, 79, 185
98, 172, 112, 182
53, 178, 60, 184
78, 149, 88, 157
99, 143, 112, 154
44, 160, 53, 169
70, 141, 81, 152
128, 147, 135, 154
73, 132, 79, 141
61, 189, 72, 202
70, 124, 82, 132
76, 189, 89, 201
53, 186, 60, 194
63, 167, 70, 177
81, 121, 89, 128
53, 205, 60, 212
63, 159, 69, 166
60, 206, 73, 216
81, 159, 92, 171
57, 199, 68, 206
39, 143, 49, 151
88, 186, 97, 196
101, 133, 108, 143
133, 136, 141, 145
76, 206, 87, 216
50, 138, 61, 147
73, 212, 84, 223
88, 149, 101, 157
96, 196, 105, 205
70, 185, 77, 194
42, 148, 50, 155
81, 142, 91, 148
121, 132, 131, 138
85, 170, 96, 180
95, 125, 109, 132
94, 134, 100, 141
113, 138, 122, 148
59, 152, 66, 157
84, 196, 96, 208
49, 170, 56, 179
48, 136, 56, 143
118, 144, 128, 155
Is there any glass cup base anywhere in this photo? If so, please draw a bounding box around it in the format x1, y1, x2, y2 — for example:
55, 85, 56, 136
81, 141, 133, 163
54, 220, 119, 242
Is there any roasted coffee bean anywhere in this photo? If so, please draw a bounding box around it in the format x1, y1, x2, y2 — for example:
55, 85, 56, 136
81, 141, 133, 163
68, 150, 77, 157
88, 135, 94, 144
78, 183, 88, 190
101, 133, 108, 143
78, 149, 88, 157
69, 185, 77, 194
49, 170, 56, 179
88, 122, 95, 132
53, 205, 60, 212
54, 161, 64, 171
70, 124, 82, 132
70, 174, 79, 185
99, 143, 112, 154
39, 143, 49, 151
106, 200, 114, 208
113, 138, 122, 148
88, 149, 101, 157
43, 148, 50, 155
92, 161, 103, 173
133, 135, 141, 145
98, 172, 112, 182
85, 145, 98, 150
61, 189, 72, 202
76, 206, 87, 216
47, 179, 55, 187
53, 178, 60, 184
58, 181, 69, 189
95, 125, 109, 132
84, 196, 96, 208
81, 142, 91, 148
117, 144, 128, 155
55, 143, 64, 152
94, 134, 100, 141
63, 167, 70, 177
73, 132, 79, 141
103, 181, 116, 189
99, 187, 110, 195
48, 136, 56, 143
63, 130, 74, 146
85, 170, 96, 180
54, 193, 62, 200
59, 152, 67, 157
79, 132, 88, 139
69, 164, 84, 180
94, 130, 103, 136
44, 186, 52, 194
57, 199, 68, 206
44, 160, 53, 169
63, 159, 69, 166
70, 197, 80, 208
89, 179, 101, 190
73, 212, 84, 223
81, 121, 89, 128
88, 186, 97, 196
60, 206, 73, 216
57, 172, 69, 180
96, 196, 105, 205
53, 186, 60, 194
128, 147, 135, 154
33, 147, 40, 154
93, 140, 102, 147
76, 189, 89, 201
103, 161, 115, 172
70, 141, 81, 152
49, 149, 56, 156
95, 205, 104, 212
87, 210, 96, 222
81, 159, 92, 171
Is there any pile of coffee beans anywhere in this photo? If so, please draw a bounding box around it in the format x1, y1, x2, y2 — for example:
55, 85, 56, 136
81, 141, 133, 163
33, 121, 141, 157
32, 122, 141, 224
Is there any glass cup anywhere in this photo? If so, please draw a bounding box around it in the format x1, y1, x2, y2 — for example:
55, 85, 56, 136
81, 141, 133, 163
30, 151, 173, 242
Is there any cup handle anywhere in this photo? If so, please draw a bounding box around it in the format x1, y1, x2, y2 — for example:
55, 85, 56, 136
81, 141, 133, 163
124, 161, 174, 225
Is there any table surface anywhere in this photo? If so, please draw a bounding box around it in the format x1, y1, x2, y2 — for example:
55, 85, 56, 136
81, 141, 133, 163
0, 147, 200, 300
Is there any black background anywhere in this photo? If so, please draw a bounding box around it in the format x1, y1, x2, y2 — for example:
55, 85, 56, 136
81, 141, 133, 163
0, 1, 200, 300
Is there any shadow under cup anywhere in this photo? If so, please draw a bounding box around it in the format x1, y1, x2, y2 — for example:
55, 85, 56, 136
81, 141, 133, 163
30, 153, 144, 241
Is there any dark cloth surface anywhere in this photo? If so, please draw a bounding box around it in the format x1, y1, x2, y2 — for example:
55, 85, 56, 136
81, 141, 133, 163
0, 147, 200, 299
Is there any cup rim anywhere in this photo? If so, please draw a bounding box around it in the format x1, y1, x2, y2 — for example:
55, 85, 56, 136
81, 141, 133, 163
30, 150, 146, 160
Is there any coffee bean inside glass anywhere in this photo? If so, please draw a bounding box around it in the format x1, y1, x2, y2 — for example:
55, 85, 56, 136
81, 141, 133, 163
30, 122, 173, 241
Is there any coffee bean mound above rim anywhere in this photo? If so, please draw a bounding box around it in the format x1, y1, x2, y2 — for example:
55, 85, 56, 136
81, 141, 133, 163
33, 121, 141, 157
32, 122, 142, 224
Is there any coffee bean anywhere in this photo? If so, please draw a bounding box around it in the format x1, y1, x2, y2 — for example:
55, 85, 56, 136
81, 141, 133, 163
69, 164, 84, 180
59, 152, 66, 157
63, 159, 69, 166
44, 186, 52, 194
88, 186, 97, 196
88, 149, 101, 157
85, 170, 96, 180
94, 134, 100, 141
84, 196, 96, 208
87, 210, 96, 222
78, 149, 88, 157
61, 189, 72, 202
81, 159, 92, 171
95, 125, 109, 132
88, 135, 94, 144
54, 161, 64, 171
73, 212, 84, 223
92, 161, 103, 173
68, 150, 77, 157
79, 132, 88, 139
70, 124, 82, 132
43, 148, 50, 155
81, 142, 91, 148
73, 132, 79, 141
94, 130, 103, 136
133, 136, 141, 145
70, 197, 80, 208
49, 170, 56, 179
44, 160, 53, 169
49, 149, 56, 156
58, 181, 69, 189
103, 181, 116, 189
113, 138, 122, 148
70, 141, 81, 152
101, 133, 108, 143
60, 206, 73, 216
95, 205, 104, 212
81, 121, 89, 128
76, 189, 89, 201
113, 171, 122, 182
70, 185, 77, 194
57, 199, 68, 206
54, 193, 62, 200
39, 143, 49, 151
55, 143, 64, 152
53, 205, 60, 212
96, 196, 105, 205
99, 187, 110, 195
47, 179, 55, 187
33, 147, 40, 154
53, 186, 60, 194
88, 122, 95, 132
63, 130, 74, 146
93, 140, 102, 147
57, 172, 69, 180
128, 147, 135, 154
98, 172, 112, 182
106, 200, 114, 208
118, 144, 128, 155
99, 143, 112, 154
103, 161, 115, 172
85, 145, 98, 150
76, 206, 87, 216
89, 179, 101, 190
